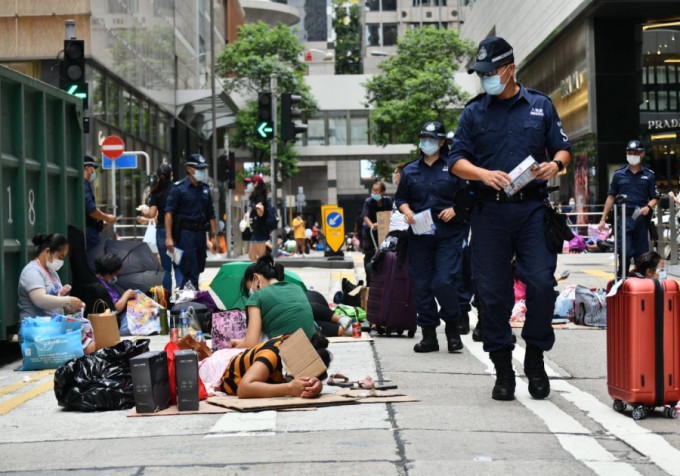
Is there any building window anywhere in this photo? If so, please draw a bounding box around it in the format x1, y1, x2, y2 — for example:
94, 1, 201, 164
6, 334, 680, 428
107, 79, 120, 127
383, 24, 398, 46
350, 115, 369, 145
383, 0, 397, 10
411, 0, 447, 5
307, 117, 325, 145
366, 0, 380, 11
91, 68, 105, 120
366, 24, 381, 47
329, 113, 348, 145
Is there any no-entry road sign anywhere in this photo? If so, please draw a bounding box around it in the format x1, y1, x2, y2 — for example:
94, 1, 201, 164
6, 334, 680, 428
102, 135, 125, 160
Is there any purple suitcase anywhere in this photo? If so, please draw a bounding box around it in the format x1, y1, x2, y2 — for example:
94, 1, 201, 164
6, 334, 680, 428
367, 251, 417, 336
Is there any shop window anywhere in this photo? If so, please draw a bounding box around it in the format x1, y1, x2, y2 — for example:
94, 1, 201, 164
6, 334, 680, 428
329, 113, 348, 145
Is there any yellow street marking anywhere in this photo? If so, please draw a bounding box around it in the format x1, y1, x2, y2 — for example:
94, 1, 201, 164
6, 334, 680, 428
0, 379, 54, 415
0, 370, 54, 398
331, 271, 355, 281
582, 269, 615, 279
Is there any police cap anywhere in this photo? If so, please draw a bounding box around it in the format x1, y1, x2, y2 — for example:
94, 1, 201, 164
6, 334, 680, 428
468, 36, 514, 74
186, 153, 209, 169
419, 121, 446, 139
626, 140, 645, 152
83, 155, 99, 168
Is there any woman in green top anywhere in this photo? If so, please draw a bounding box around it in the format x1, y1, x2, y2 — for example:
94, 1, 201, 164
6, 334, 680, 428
230, 255, 316, 348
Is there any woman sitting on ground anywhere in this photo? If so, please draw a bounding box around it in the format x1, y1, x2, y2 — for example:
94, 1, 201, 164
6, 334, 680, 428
220, 332, 332, 398
231, 255, 317, 348
629, 251, 665, 279
94, 254, 136, 335
18, 233, 85, 320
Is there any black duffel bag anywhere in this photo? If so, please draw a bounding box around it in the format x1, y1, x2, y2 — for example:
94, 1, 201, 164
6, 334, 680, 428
170, 302, 212, 334
544, 200, 574, 252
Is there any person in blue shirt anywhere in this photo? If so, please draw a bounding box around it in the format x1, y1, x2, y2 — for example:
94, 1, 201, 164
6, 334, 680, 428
165, 154, 218, 288
449, 37, 572, 401
598, 140, 658, 278
395, 121, 467, 354
83, 156, 116, 251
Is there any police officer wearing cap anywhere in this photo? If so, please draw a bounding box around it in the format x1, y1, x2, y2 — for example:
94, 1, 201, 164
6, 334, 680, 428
396, 121, 467, 354
83, 155, 116, 251
165, 154, 218, 288
449, 37, 572, 401
598, 140, 658, 277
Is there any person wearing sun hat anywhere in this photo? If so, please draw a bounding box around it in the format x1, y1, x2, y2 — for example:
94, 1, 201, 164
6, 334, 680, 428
449, 36, 572, 402
83, 155, 116, 251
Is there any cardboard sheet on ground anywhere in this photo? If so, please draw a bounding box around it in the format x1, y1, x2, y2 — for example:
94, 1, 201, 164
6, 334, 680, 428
207, 389, 417, 412
327, 332, 373, 343
128, 400, 233, 417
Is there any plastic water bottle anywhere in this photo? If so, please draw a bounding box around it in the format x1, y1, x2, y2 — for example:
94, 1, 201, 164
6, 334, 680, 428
179, 308, 189, 338
195, 331, 204, 342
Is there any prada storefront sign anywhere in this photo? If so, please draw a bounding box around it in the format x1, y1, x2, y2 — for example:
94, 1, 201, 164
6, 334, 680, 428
642, 112, 680, 131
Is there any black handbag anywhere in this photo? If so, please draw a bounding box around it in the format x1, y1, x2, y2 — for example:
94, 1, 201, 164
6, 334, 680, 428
544, 200, 574, 252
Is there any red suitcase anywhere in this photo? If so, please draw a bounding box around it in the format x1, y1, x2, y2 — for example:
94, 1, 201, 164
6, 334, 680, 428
607, 277, 680, 420
367, 251, 417, 337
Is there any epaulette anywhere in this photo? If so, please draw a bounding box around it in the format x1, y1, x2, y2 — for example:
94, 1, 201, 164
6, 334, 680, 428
525, 87, 551, 100
465, 92, 486, 106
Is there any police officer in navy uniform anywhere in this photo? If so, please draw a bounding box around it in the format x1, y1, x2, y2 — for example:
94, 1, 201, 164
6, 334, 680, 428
165, 154, 218, 288
396, 121, 467, 354
449, 37, 572, 401
598, 140, 658, 277
83, 155, 116, 251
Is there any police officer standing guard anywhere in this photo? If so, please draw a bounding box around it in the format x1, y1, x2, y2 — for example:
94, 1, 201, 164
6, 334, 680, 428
598, 140, 658, 277
165, 154, 218, 288
84, 155, 116, 251
449, 37, 572, 401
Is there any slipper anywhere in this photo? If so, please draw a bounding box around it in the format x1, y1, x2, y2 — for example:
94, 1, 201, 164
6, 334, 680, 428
327, 373, 398, 390
327, 373, 354, 387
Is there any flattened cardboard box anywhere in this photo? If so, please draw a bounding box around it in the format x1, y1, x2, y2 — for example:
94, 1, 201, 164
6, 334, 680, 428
377, 210, 391, 246
279, 329, 327, 379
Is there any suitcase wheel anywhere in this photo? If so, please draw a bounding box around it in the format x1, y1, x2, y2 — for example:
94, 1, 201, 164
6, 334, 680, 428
396, 330, 404, 336
407, 330, 416, 338
612, 400, 626, 413
663, 406, 678, 419
632, 406, 648, 421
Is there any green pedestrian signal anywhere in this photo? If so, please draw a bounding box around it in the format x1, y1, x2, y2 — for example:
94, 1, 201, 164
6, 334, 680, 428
256, 92, 274, 140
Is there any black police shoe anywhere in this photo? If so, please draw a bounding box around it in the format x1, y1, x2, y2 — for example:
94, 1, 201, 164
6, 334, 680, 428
445, 323, 463, 353
524, 344, 550, 399
413, 326, 439, 353
472, 323, 483, 342
490, 349, 516, 401
457, 311, 470, 335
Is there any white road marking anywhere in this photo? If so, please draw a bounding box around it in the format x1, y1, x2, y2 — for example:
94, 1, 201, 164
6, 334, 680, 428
206, 410, 276, 438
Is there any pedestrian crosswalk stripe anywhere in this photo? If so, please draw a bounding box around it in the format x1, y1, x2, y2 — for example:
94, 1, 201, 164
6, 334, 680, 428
0, 379, 53, 415
0, 370, 53, 398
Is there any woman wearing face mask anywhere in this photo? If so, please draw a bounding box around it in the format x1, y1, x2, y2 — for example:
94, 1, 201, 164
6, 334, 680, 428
94, 254, 136, 335
18, 233, 85, 320
230, 255, 316, 348
395, 121, 468, 354
361, 181, 393, 285
629, 251, 666, 279
245, 174, 272, 261
140, 163, 183, 293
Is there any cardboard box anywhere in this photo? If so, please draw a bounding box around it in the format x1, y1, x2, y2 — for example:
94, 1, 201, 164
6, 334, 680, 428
88, 310, 120, 350
377, 210, 391, 246
174, 349, 199, 411
279, 329, 327, 379
130, 351, 171, 414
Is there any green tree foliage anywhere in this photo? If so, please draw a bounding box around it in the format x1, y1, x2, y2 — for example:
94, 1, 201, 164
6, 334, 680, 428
216, 22, 318, 180
333, 0, 362, 74
364, 27, 476, 180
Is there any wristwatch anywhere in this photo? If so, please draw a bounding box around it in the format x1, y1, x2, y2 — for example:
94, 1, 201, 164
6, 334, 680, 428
553, 159, 564, 172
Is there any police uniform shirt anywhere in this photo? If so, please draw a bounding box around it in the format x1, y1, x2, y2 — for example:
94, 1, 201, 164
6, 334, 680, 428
449, 84, 571, 189
395, 155, 461, 219
84, 179, 99, 228
607, 165, 659, 208
165, 177, 215, 223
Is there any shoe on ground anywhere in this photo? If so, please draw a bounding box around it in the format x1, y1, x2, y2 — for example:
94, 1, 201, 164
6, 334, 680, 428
490, 349, 516, 401
413, 326, 439, 353
457, 311, 470, 335
472, 324, 483, 342
524, 344, 550, 399
445, 323, 463, 353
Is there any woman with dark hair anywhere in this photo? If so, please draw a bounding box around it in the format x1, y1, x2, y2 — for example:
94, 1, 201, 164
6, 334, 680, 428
230, 255, 316, 348
94, 254, 136, 334
246, 174, 271, 261
222, 332, 332, 398
629, 251, 664, 279
361, 180, 393, 285
18, 233, 84, 320
140, 163, 182, 291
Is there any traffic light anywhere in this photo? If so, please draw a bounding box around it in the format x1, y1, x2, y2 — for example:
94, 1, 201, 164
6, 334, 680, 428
60, 39, 88, 109
217, 152, 237, 189
256, 92, 274, 140
281, 93, 307, 142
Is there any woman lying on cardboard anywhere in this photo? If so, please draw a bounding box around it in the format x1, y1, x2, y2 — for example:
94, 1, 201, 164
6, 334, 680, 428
230, 256, 354, 347
202, 332, 332, 398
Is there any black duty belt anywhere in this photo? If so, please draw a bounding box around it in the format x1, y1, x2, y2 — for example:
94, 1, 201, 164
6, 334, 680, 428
475, 188, 546, 203
180, 220, 208, 231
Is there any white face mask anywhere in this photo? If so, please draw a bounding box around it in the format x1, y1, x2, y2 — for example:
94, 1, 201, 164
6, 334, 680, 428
249, 277, 261, 295
626, 154, 641, 166
193, 169, 207, 182
89, 171, 97, 182
568, 201, 575, 207
47, 257, 64, 272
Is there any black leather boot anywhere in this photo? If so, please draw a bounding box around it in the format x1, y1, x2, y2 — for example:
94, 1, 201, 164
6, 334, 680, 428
489, 350, 516, 401
457, 311, 470, 335
524, 344, 550, 399
445, 322, 463, 352
413, 326, 439, 353
472, 311, 483, 342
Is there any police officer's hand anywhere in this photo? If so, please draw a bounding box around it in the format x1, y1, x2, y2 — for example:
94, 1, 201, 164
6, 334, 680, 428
535, 161, 560, 181
166, 236, 174, 254
403, 209, 415, 224
106, 213, 117, 224
640, 206, 650, 217
438, 207, 456, 223
480, 170, 512, 190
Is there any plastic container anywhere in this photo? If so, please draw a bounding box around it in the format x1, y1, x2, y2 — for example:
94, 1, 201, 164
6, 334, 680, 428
195, 331, 203, 342
159, 308, 168, 335
179, 309, 189, 338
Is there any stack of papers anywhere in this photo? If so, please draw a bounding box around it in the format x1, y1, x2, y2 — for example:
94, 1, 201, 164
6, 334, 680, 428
410, 209, 436, 235
166, 247, 183, 265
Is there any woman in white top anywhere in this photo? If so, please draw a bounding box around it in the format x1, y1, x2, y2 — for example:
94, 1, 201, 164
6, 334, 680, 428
18, 233, 84, 320
389, 163, 409, 232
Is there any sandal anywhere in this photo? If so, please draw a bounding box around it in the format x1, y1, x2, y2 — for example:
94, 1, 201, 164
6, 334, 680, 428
327, 373, 397, 390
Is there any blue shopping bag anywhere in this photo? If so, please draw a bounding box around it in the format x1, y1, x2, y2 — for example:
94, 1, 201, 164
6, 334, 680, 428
20, 316, 84, 370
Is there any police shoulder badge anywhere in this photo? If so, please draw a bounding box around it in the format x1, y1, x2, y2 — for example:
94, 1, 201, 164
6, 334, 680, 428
477, 46, 487, 60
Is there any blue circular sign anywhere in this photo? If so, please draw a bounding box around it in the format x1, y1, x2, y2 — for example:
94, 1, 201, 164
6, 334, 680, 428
326, 211, 342, 228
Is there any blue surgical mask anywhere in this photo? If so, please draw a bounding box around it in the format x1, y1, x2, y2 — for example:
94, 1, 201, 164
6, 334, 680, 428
371, 194, 382, 201
658, 266, 667, 279
481, 65, 510, 96
193, 170, 206, 182
89, 171, 97, 182
419, 139, 440, 156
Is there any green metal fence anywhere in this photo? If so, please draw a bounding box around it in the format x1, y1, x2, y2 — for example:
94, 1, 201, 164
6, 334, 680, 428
0, 65, 84, 339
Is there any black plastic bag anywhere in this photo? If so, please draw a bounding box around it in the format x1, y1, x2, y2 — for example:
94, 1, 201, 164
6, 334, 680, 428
544, 200, 574, 252
54, 339, 150, 411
